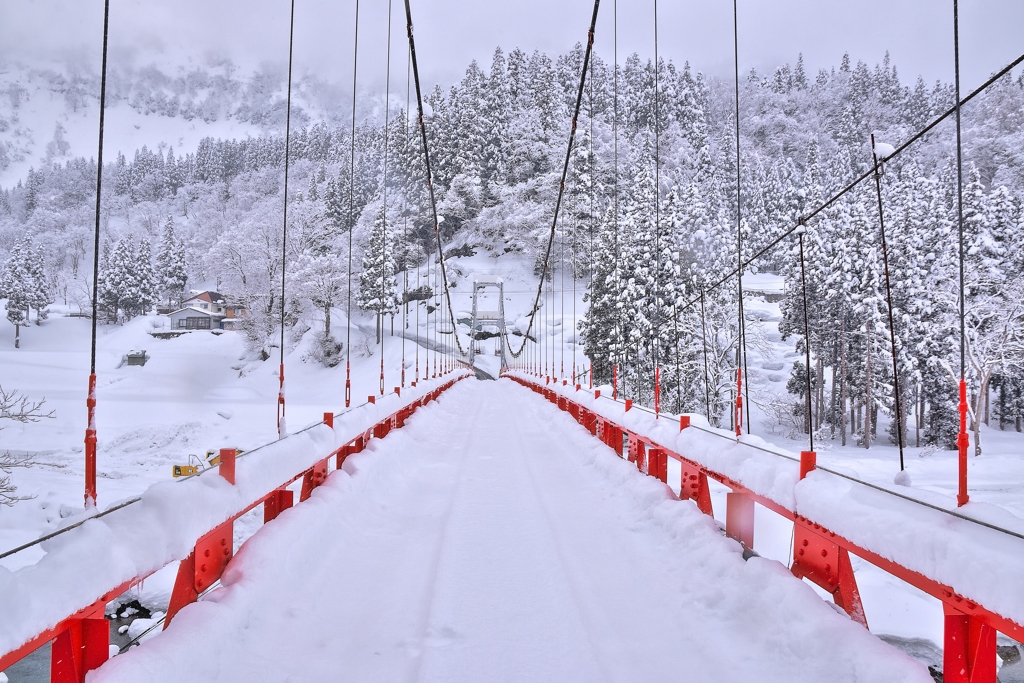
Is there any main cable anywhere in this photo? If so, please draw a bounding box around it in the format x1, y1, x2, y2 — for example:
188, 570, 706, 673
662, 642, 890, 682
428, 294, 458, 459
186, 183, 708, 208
277, 0, 296, 438
508, 0, 601, 360
402, 0, 465, 359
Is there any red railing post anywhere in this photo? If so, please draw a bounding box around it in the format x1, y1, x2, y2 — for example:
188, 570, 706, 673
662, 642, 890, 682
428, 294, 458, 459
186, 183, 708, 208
944, 604, 997, 683
323, 411, 334, 429
218, 448, 236, 485
51, 617, 108, 683
264, 488, 294, 523
791, 518, 868, 628
726, 492, 754, 550
679, 462, 713, 516
799, 451, 817, 480
612, 364, 618, 400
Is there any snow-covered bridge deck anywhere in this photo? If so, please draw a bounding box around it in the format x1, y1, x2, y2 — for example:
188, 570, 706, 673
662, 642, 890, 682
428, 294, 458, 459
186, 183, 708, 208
91, 380, 926, 682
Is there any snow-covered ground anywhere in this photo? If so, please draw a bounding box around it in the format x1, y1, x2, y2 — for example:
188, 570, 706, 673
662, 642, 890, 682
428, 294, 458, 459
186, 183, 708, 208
89, 379, 931, 683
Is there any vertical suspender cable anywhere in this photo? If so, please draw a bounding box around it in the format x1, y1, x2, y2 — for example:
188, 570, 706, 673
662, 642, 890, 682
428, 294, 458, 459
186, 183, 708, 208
405, 45, 412, 386
613, 0, 621, 400
507, 0, 601, 362
345, 0, 361, 407
560, 203, 565, 380
380, 0, 393, 396
700, 288, 712, 421
870, 134, 906, 471
797, 223, 814, 452
84, 0, 110, 508
402, 0, 466, 368
953, 0, 970, 506
732, 0, 751, 434
652, 0, 661, 399
277, 0, 296, 438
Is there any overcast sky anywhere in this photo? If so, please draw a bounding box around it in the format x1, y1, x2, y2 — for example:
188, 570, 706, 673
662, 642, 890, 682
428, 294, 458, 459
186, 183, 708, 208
2, 0, 1022, 94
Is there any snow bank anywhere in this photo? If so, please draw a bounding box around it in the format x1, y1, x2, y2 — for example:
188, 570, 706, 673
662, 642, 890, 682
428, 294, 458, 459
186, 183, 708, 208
505, 371, 1024, 630
0, 372, 469, 660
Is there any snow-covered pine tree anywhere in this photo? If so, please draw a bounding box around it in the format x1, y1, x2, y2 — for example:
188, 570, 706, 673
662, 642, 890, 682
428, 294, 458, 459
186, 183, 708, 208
357, 205, 400, 343
0, 241, 32, 347
156, 217, 188, 306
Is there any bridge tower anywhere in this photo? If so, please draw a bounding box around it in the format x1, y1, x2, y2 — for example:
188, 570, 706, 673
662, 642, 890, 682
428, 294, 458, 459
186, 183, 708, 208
469, 278, 508, 369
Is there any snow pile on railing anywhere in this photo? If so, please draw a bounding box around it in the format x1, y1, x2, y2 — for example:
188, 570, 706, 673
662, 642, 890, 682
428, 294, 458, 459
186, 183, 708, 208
504, 371, 1024, 631
0, 372, 470, 659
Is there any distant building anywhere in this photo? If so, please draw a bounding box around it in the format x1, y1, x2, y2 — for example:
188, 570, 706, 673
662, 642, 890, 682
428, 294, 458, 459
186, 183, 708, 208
165, 291, 247, 330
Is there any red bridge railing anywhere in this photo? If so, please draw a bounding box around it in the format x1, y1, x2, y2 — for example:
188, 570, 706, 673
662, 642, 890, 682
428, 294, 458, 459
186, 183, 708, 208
0, 371, 470, 682
505, 370, 1023, 683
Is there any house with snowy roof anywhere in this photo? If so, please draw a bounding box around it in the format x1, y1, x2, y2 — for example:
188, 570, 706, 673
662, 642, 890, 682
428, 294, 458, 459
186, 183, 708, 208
165, 291, 247, 330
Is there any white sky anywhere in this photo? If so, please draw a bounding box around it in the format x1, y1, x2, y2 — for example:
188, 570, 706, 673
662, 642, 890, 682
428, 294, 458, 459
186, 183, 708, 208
2, 0, 1022, 94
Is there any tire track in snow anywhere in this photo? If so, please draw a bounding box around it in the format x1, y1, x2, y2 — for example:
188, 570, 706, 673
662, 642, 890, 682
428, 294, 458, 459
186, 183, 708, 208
402, 384, 484, 683
507, 403, 615, 683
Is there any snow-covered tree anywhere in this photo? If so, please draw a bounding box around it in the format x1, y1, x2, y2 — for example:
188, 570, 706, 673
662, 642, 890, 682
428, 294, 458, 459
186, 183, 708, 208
358, 204, 400, 342
156, 217, 188, 305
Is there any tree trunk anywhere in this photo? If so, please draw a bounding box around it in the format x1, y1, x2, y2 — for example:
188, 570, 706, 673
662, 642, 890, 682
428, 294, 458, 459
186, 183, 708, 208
14, 324, 20, 349
984, 384, 990, 426
830, 356, 838, 440
841, 312, 847, 446
816, 357, 825, 430
999, 382, 1005, 431
864, 340, 872, 449
973, 374, 989, 457
916, 385, 922, 447
324, 305, 331, 338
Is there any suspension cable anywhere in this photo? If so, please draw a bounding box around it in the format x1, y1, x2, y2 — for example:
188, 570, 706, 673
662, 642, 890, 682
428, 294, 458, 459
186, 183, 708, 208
700, 288, 712, 421
613, 0, 622, 397
405, 43, 412, 386
671, 50, 1024, 317
345, 0, 361, 408
277, 0, 297, 438
402, 0, 465, 360
953, 0, 970, 507
84, 0, 110, 508
796, 223, 814, 451
507, 0, 601, 359
653, 0, 661, 389
380, 0, 393, 396
870, 134, 906, 470
732, 0, 751, 435
561, 190, 566, 380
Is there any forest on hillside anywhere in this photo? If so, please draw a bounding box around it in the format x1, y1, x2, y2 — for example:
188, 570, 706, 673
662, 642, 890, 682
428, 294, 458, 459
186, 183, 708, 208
1, 46, 1023, 451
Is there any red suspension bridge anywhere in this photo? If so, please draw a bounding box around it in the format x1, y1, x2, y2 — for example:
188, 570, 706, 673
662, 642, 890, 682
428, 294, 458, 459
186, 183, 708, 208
2, 0, 1023, 681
